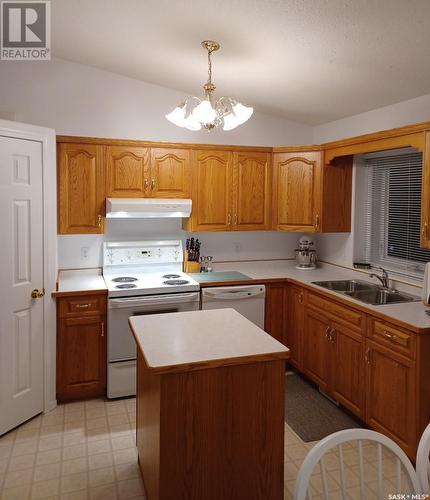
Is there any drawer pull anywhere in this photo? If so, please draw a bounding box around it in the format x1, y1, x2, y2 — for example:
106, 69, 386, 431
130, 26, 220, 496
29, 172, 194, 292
298, 292, 304, 304
325, 325, 331, 340
364, 347, 371, 364
381, 329, 407, 346
76, 303, 91, 309
329, 328, 336, 343
101, 322, 105, 337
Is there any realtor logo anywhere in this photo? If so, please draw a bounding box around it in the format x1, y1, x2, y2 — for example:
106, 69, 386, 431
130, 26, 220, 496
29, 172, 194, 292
1, 1, 51, 60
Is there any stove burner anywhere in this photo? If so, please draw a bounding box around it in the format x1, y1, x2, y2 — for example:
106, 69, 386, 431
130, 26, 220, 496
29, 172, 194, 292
163, 279, 189, 286
115, 284, 137, 289
162, 274, 181, 279
112, 277, 138, 283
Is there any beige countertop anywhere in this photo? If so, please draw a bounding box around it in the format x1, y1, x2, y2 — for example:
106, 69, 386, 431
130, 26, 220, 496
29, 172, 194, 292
53, 269, 107, 297
211, 260, 430, 332
129, 308, 289, 374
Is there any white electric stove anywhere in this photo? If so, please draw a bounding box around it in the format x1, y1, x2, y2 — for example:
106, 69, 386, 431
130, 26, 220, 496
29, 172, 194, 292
103, 240, 200, 398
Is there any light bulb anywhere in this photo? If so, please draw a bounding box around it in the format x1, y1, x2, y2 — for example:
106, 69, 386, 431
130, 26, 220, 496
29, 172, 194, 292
232, 102, 253, 125
192, 99, 217, 124
165, 105, 186, 127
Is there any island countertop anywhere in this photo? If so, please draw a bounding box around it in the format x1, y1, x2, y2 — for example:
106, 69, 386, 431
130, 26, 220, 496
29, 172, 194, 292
129, 308, 289, 374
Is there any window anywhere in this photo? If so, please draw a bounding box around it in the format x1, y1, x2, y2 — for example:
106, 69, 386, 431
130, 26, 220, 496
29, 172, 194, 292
360, 150, 430, 278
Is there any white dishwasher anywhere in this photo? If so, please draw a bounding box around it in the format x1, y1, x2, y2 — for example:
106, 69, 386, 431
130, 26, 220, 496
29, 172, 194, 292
201, 285, 266, 328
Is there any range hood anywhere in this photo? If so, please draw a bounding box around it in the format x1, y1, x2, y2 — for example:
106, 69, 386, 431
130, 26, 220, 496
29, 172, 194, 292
105, 198, 192, 218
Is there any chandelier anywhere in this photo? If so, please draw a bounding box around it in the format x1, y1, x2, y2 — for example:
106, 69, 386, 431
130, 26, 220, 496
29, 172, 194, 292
166, 40, 254, 131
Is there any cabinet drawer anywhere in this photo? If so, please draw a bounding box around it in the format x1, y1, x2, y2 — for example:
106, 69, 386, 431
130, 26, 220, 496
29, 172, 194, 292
368, 318, 416, 359
307, 292, 364, 330
58, 295, 106, 318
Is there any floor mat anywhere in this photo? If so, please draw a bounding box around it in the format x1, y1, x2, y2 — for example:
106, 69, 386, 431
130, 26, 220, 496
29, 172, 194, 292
285, 372, 365, 442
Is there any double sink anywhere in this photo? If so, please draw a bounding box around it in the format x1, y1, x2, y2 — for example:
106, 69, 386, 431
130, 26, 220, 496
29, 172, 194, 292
312, 279, 420, 305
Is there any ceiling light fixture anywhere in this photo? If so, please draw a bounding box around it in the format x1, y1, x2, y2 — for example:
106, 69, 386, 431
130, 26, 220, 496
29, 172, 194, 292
166, 40, 253, 132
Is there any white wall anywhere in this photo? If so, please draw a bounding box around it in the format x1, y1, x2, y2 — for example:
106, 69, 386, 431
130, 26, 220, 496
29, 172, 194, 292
0, 57, 312, 147
313, 93, 430, 143
58, 219, 300, 269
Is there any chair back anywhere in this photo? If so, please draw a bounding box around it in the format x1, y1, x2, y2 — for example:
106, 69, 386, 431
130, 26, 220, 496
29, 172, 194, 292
293, 429, 421, 500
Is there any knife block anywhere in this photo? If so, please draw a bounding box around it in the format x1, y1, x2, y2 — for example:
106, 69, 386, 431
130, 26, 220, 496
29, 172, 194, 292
183, 251, 200, 273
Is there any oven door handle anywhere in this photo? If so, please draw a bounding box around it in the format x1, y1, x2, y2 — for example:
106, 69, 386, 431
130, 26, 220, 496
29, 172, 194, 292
109, 293, 200, 308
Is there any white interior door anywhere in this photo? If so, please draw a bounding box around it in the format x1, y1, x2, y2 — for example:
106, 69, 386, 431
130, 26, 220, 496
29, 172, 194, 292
0, 136, 44, 435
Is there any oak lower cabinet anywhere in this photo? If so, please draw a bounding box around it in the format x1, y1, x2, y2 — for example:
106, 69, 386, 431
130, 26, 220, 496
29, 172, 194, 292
365, 340, 416, 457
264, 283, 288, 343
56, 294, 107, 402
285, 286, 304, 369
58, 143, 105, 234
272, 150, 352, 232
302, 306, 331, 391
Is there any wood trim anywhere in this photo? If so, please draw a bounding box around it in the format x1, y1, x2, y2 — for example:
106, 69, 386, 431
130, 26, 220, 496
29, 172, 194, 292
272, 145, 322, 153
56, 135, 272, 153
324, 132, 426, 164
52, 289, 108, 298
321, 121, 430, 150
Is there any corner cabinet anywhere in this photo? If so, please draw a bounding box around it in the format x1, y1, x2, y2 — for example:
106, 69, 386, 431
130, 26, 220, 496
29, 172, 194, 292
183, 150, 271, 232
58, 143, 105, 234
56, 293, 107, 402
272, 150, 352, 232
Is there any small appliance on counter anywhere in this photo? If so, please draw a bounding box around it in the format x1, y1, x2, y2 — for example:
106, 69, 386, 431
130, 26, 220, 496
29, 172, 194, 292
295, 235, 317, 270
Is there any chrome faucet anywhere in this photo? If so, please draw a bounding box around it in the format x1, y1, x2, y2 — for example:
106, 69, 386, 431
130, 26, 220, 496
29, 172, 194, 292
369, 267, 390, 289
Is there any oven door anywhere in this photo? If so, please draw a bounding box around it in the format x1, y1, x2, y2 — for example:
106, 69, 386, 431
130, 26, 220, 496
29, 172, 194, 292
108, 292, 200, 362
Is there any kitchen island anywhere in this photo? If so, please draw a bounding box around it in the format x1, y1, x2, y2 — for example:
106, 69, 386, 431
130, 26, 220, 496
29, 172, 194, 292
129, 308, 289, 500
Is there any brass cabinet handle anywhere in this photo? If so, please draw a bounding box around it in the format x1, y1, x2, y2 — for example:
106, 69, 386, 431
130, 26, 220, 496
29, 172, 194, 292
329, 328, 336, 343
76, 303, 90, 309
31, 288, 45, 299
298, 292, 304, 304
314, 213, 320, 230
422, 222, 428, 239
227, 214, 231, 225
144, 178, 149, 190
151, 179, 156, 190
233, 214, 238, 225
101, 322, 104, 337
97, 214, 103, 227
325, 325, 331, 340
364, 347, 371, 364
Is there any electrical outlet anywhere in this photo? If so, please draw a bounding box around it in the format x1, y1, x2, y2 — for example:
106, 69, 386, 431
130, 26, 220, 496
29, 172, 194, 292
81, 247, 89, 260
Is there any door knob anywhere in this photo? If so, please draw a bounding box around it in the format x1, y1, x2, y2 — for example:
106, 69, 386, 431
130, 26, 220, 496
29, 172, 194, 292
31, 288, 45, 299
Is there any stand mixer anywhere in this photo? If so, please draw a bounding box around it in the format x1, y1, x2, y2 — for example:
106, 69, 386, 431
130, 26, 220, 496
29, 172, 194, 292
295, 235, 317, 270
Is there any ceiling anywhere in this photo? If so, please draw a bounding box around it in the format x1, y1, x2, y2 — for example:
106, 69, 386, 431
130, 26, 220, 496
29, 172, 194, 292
52, 0, 430, 125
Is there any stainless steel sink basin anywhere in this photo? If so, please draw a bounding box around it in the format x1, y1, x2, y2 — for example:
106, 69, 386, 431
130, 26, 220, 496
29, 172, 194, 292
312, 279, 376, 293
312, 280, 420, 305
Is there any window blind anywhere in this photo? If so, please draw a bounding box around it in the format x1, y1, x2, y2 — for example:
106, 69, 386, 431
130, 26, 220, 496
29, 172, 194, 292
363, 151, 430, 277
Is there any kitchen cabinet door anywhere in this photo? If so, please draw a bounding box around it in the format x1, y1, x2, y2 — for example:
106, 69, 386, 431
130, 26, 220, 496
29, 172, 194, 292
57, 314, 106, 402
149, 148, 191, 198
232, 152, 271, 230
365, 340, 416, 456
106, 146, 150, 198
58, 143, 105, 234
184, 150, 233, 231
264, 283, 287, 344
273, 152, 322, 232
285, 286, 304, 369
420, 131, 430, 248
330, 321, 365, 419
302, 307, 331, 391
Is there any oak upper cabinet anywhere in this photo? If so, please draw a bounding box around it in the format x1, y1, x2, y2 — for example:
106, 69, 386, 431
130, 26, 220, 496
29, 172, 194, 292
150, 148, 190, 198
58, 143, 105, 234
272, 150, 352, 232
56, 294, 107, 402
273, 151, 322, 232
286, 286, 304, 369
365, 340, 415, 456
106, 146, 149, 198
232, 152, 271, 230
420, 131, 430, 248
184, 150, 233, 231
